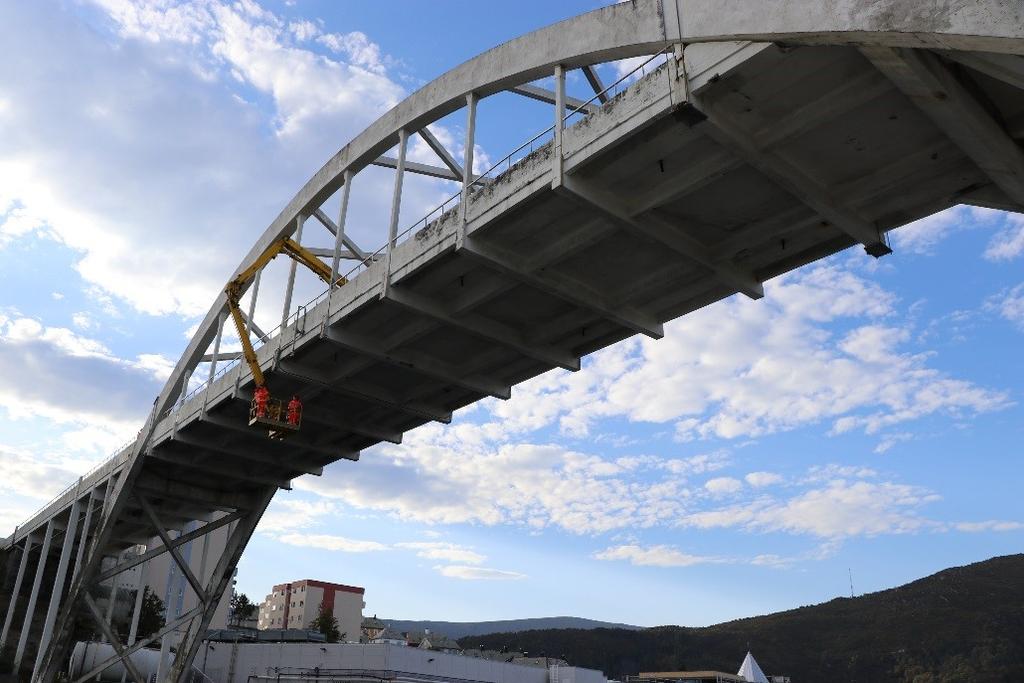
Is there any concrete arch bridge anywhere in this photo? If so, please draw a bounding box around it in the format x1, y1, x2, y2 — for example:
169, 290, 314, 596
2, 1, 1022, 680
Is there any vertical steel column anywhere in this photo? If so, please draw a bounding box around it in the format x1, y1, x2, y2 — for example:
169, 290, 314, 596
331, 169, 354, 284
33, 497, 82, 677
280, 214, 305, 329
458, 93, 479, 248
70, 489, 97, 586
0, 535, 34, 652
14, 520, 54, 672
382, 129, 409, 296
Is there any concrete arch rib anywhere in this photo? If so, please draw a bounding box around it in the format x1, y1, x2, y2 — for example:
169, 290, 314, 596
159, 0, 1024, 420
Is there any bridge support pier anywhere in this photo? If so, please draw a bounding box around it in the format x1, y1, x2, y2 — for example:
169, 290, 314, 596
14, 520, 54, 673
32, 497, 82, 678
0, 535, 33, 654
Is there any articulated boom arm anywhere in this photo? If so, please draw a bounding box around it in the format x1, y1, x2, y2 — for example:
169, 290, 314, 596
225, 237, 346, 388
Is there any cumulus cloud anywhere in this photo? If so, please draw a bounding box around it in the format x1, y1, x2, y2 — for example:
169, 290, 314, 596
953, 520, 1023, 532
986, 283, 1024, 330
594, 544, 723, 568
277, 533, 389, 552
745, 471, 783, 488
704, 477, 743, 495
434, 565, 526, 581
983, 212, 1024, 261
685, 478, 939, 538
258, 498, 337, 533
488, 265, 1006, 446
396, 542, 486, 565
0, 314, 165, 439
0, 0, 444, 323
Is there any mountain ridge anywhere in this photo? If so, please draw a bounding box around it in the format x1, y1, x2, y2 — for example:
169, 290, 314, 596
457, 554, 1024, 681
373, 616, 642, 640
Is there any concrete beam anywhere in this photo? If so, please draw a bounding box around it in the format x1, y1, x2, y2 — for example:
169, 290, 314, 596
325, 326, 512, 399
419, 127, 464, 178
373, 155, 492, 186
939, 50, 1024, 91
278, 360, 454, 424
382, 286, 581, 372
582, 65, 609, 103
198, 411, 354, 462
312, 208, 371, 261
753, 69, 893, 149
149, 444, 293, 488
509, 84, 600, 114
233, 390, 404, 445
171, 430, 325, 477
556, 174, 764, 299
461, 235, 664, 339
625, 147, 741, 216
862, 46, 1024, 207
689, 95, 892, 257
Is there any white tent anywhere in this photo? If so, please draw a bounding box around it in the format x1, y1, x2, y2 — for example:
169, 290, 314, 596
737, 651, 769, 683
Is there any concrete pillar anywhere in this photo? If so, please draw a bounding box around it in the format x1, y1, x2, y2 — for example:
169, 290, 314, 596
383, 128, 410, 294
460, 92, 479, 233
33, 498, 82, 676
281, 214, 305, 329
71, 489, 97, 585
120, 560, 146, 683
14, 520, 54, 672
246, 270, 262, 343
207, 311, 226, 385
553, 64, 566, 182
0, 534, 34, 652
330, 169, 354, 284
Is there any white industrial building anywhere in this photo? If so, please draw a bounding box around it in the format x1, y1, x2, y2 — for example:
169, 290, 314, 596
69, 641, 609, 683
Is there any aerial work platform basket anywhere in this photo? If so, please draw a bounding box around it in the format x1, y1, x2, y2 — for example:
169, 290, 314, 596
249, 392, 302, 439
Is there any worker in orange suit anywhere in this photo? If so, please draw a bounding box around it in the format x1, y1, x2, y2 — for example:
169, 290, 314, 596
254, 385, 270, 418
287, 395, 302, 426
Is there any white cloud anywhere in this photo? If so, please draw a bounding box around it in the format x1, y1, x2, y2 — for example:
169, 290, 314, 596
594, 544, 723, 568
0, 0, 440, 323
987, 283, 1024, 330
297, 439, 691, 535
258, 498, 337, 533
0, 314, 163, 438
396, 542, 486, 565
434, 565, 526, 581
953, 520, 1023, 532
744, 471, 783, 488
277, 533, 389, 552
685, 479, 939, 538
704, 477, 743, 495
983, 212, 1024, 261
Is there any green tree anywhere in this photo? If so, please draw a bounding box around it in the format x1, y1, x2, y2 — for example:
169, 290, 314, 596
137, 587, 166, 640
308, 603, 342, 643
230, 592, 258, 624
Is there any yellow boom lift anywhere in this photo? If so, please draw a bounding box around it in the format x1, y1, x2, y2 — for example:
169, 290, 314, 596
224, 236, 345, 436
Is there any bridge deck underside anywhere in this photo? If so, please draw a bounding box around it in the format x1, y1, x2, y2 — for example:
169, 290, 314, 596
11, 42, 1024, 556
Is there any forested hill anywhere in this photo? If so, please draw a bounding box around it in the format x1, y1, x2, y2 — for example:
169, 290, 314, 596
458, 554, 1024, 682
379, 617, 640, 640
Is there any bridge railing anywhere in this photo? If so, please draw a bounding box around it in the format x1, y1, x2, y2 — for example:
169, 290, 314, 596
158, 50, 675, 429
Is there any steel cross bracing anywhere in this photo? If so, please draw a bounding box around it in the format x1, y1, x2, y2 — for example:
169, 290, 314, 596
2, 1, 1022, 680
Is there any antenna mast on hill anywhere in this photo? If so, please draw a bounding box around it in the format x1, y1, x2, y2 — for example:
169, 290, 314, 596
848, 568, 855, 598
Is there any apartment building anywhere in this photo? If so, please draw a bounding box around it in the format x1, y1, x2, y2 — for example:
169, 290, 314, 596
258, 579, 364, 642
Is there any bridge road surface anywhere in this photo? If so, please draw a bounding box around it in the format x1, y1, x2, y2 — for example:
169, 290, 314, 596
1, 0, 1022, 680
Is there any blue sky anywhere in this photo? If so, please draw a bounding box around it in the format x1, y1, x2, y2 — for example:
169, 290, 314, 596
1, 0, 1022, 628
